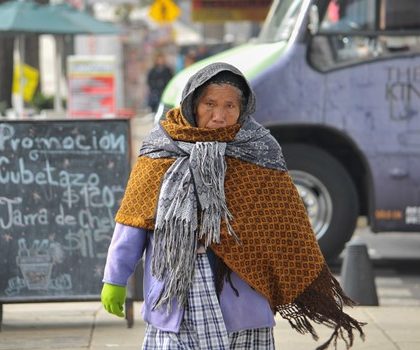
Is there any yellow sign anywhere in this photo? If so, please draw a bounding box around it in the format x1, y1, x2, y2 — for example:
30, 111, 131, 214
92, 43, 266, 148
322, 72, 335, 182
12, 64, 39, 102
149, 0, 180, 23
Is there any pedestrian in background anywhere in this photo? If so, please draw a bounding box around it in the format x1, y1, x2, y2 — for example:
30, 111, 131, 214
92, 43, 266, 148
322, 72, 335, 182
146, 52, 173, 113
184, 50, 196, 67
101, 62, 365, 349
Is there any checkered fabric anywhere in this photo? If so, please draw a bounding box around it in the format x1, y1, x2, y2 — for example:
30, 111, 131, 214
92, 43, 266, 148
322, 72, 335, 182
142, 254, 274, 350
229, 328, 274, 349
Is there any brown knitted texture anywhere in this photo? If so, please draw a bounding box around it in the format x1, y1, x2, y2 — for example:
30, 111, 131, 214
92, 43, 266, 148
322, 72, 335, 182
115, 156, 175, 229
161, 108, 240, 142
115, 109, 366, 349
115, 157, 324, 309
116, 154, 324, 307
212, 157, 325, 307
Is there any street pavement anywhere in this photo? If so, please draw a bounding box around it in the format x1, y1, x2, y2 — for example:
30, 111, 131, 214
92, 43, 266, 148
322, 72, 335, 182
2, 116, 419, 349
1, 301, 420, 349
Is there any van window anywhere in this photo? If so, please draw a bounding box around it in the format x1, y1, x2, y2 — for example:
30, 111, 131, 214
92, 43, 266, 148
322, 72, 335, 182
309, 0, 420, 71
381, 0, 420, 30
259, 0, 304, 43
320, 0, 376, 33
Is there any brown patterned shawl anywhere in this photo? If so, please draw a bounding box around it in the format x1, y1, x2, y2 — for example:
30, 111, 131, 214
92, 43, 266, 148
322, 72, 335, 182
116, 108, 365, 350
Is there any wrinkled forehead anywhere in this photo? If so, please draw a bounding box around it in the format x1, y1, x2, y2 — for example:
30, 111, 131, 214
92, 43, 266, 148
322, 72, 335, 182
195, 82, 243, 102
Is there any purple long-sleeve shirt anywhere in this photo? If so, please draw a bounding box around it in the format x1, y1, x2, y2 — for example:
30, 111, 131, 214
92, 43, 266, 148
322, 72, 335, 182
103, 223, 275, 333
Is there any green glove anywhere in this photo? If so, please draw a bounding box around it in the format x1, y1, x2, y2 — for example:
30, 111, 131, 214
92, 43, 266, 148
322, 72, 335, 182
101, 283, 126, 318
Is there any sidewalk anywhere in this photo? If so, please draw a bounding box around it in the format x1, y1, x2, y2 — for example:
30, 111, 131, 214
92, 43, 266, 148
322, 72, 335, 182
1, 302, 419, 349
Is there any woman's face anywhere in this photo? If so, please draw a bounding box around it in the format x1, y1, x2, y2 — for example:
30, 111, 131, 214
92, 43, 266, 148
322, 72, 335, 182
195, 84, 241, 129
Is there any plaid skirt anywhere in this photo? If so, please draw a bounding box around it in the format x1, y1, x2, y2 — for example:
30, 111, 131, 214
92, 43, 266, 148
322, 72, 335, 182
142, 253, 275, 350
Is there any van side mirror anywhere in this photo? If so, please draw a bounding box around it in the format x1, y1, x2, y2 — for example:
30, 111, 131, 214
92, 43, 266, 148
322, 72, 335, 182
308, 5, 319, 35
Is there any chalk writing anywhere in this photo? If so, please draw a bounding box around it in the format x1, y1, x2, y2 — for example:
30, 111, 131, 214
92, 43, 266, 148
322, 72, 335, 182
0, 196, 48, 229
0, 124, 125, 154
0, 120, 130, 300
8, 238, 66, 292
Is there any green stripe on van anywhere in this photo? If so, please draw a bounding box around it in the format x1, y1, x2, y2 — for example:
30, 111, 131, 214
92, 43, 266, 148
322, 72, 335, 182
161, 41, 287, 107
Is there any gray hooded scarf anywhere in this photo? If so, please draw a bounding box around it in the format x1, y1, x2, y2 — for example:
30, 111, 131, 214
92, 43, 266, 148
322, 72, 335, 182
180, 62, 256, 126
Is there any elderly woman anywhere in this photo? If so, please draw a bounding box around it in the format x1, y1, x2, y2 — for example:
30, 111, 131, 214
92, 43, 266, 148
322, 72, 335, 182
101, 62, 365, 349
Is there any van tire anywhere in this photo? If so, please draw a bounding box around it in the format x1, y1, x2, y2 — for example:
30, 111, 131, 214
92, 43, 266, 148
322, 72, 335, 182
281, 143, 359, 261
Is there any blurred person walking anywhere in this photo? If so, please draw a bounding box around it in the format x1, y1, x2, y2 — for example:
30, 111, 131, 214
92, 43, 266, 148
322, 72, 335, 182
146, 52, 173, 113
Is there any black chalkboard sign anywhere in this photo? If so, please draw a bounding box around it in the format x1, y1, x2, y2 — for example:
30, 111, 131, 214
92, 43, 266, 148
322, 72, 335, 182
0, 119, 130, 302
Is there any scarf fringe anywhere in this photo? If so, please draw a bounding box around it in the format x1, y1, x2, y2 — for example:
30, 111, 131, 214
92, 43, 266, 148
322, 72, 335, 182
277, 264, 366, 350
151, 141, 243, 311
199, 204, 240, 246
196, 142, 240, 244
152, 218, 198, 311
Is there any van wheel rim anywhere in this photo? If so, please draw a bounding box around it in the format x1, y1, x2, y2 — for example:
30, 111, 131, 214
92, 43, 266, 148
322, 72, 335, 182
289, 170, 333, 240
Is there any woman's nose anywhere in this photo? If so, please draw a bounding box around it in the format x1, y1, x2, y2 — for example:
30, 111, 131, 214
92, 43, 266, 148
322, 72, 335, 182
212, 108, 226, 123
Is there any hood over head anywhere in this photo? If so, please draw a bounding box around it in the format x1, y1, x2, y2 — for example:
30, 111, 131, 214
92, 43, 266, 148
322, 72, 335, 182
180, 62, 256, 126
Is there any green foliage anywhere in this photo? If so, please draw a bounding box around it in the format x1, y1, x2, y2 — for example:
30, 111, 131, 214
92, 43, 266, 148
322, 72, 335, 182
31, 92, 54, 111
30, 92, 66, 112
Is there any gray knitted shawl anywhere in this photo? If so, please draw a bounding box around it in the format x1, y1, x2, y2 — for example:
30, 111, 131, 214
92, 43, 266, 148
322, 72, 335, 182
140, 117, 286, 310
140, 63, 287, 310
